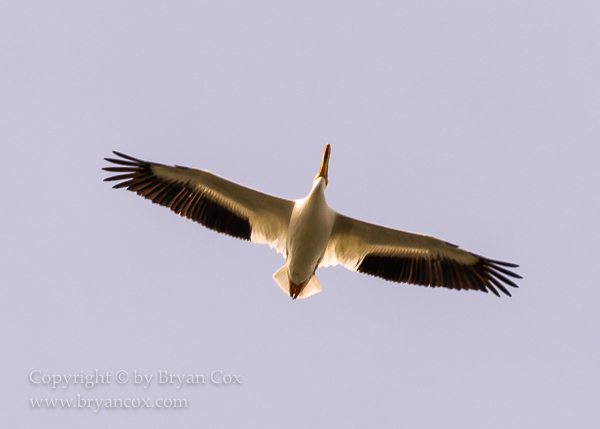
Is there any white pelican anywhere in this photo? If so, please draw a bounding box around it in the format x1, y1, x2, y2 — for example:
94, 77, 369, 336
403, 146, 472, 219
103, 144, 520, 299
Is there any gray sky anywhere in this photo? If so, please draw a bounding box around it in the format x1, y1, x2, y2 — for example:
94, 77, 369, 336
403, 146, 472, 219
2, 1, 599, 427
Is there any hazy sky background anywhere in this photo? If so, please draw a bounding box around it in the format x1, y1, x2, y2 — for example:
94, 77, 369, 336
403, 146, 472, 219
2, 1, 599, 427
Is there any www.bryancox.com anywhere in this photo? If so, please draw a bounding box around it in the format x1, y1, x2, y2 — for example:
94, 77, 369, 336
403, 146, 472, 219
28, 369, 242, 412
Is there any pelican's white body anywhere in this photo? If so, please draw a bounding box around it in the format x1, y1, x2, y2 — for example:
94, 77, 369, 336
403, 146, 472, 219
286, 177, 335, 285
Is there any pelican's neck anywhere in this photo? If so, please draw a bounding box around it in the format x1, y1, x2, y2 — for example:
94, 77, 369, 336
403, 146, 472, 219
308, 177, 327, 200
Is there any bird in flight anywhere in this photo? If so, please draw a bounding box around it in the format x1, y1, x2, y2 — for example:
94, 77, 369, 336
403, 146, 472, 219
103, 144, 520, 299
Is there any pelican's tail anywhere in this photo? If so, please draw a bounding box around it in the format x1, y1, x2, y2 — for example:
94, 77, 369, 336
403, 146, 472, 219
272, 265, 322, 299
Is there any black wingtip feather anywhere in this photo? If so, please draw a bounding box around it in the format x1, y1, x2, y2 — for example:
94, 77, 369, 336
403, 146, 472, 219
111, 151, 144, 163
102, 166, 137, 173
104, 158, 140, 167
103, 173, 136, 182
488, 259, 520, 268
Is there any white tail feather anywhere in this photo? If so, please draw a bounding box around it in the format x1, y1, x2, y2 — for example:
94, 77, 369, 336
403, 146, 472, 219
273, 265, 290, 295
272, 265, 322, 299
298, 275, 322, 299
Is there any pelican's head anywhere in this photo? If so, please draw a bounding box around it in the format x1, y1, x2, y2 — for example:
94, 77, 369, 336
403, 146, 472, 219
315, 143, 331, 186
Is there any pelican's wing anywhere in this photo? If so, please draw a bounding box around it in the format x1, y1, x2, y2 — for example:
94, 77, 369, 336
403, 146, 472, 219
103, 151, 294, 253
323, 213, 521, 296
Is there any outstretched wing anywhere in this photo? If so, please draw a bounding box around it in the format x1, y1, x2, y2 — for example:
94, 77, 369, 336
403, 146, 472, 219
103, 151, 294, 254
324, 213, 521, 296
